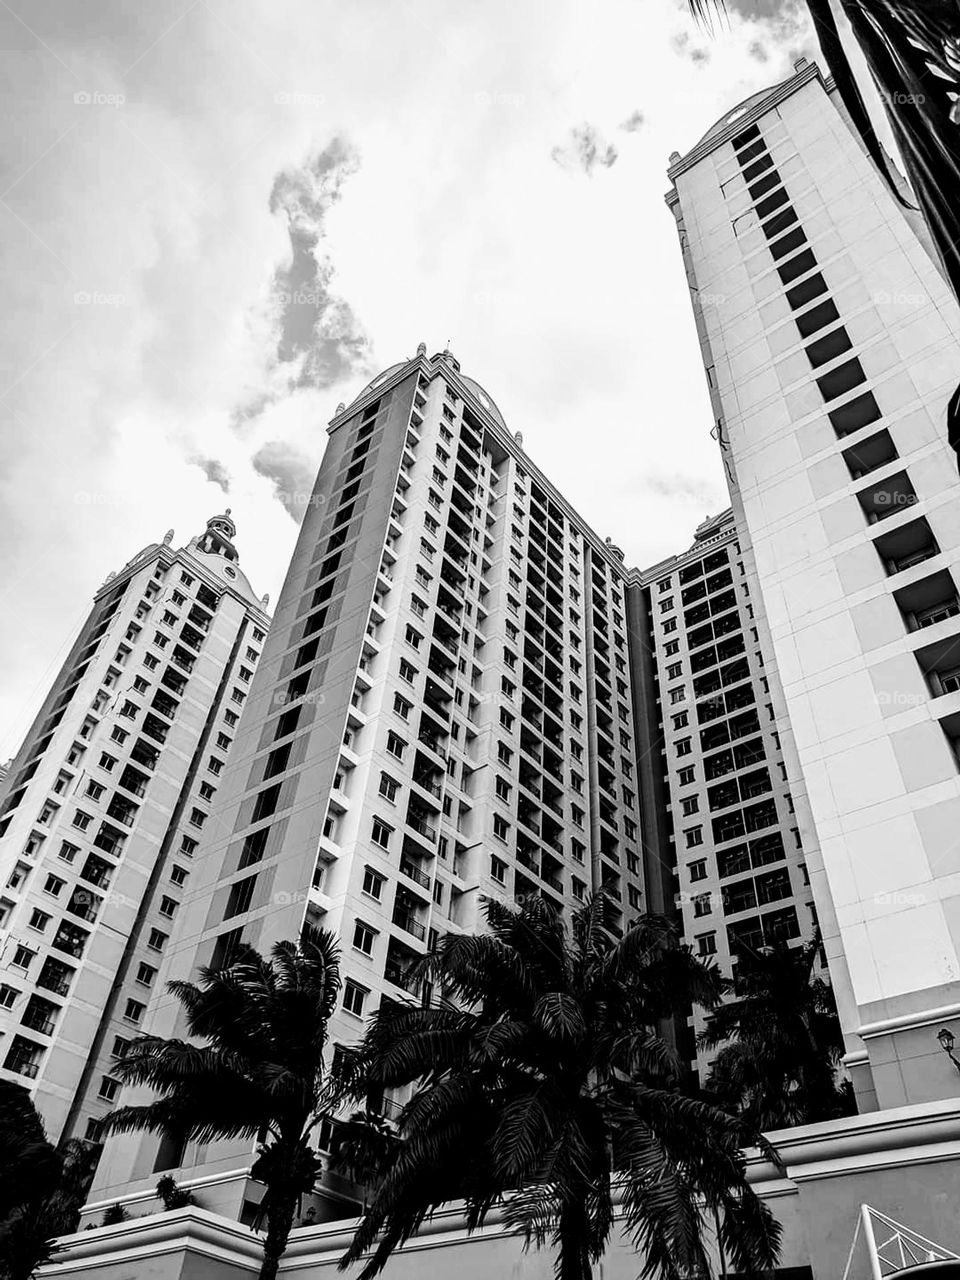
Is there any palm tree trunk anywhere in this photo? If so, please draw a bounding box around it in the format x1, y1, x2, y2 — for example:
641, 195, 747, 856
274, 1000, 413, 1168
713, 1206, 727, 1280
557, 1200, 592, 1280
258, 1195, 298, 1280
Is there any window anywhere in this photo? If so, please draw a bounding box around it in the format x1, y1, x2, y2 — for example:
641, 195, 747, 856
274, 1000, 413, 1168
495, 776, 511, 801
58, 841, 79, 863
217, 732, 232, 751
85, 781, 105, 801
628, 885, 642, 909
159, 895, 178, 918
208, 756, 223, 775
189, 807, 206, 828
110, 726, 129, 745
697, 933, 717, 957
12, 946, 35, 970
491, 855, 507, 884
224, 710, 239, 727
676, 738, 692, 757
136, 962, 157, 986
693, 893, 712, 918
353, 920, 376, 955
362, 867, 385, 900
225, 877, 256, 918
43, 874, 65, 897
679, 766, 695, 785
170, 865, 188, 886
72, 809, 93, 831
689, 860, 707, 882
0, 984, 18, 1009
393, 694, 412, 720
124, 998, 146, 1024
379, 774, 399, 803
497, 743, 513, 765
664, 618, 677, 634
180, 835, 198, 857
343, 980, 368, 1016
493, 814, 510, 841
685, 826, 704, 848
399, 658, 417, 683
404, 626, 422, 650
148, 928, 168, 951
681, 796, 699, 816
669, 687, 686, 705
98, 1076, 120, 1102
386, 731, 406, 760
98, 753, 117, 772
28, 909, 51, 932
372, 817, 392, 849
7, 862, 29, 890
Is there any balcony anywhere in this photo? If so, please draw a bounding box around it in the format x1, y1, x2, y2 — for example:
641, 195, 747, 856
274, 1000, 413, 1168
392, 911, 426, 942
21, 1001, 58, 1036
406, 813, 438, 844
874, 516, 940, 577
399, 859, 431, 890
384, 962, 421, 995
36, 961, 73, 997
4, 1053, 40, 1079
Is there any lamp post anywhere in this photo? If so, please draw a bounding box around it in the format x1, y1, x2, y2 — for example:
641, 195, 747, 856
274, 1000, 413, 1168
936, 1027, 960, 1075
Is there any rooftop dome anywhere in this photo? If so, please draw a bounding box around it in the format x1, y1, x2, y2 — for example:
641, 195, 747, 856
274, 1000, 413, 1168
341, 353, 510, 430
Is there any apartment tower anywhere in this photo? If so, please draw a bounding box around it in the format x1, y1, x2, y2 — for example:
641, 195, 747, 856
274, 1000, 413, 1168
0, 514, 270, 1142
628, 508, 817, 1081
90, 347, 648, 1219
668, 58, 960, 1109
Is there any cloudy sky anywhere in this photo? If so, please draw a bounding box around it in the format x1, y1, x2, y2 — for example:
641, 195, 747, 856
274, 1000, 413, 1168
0, 0, 818, 758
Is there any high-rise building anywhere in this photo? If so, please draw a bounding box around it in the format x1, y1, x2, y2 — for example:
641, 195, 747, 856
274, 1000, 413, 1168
628, 508, 817, 1081
0, 514, 270, 1143
90, 347, 651, 1219
667, 57, 960, 1110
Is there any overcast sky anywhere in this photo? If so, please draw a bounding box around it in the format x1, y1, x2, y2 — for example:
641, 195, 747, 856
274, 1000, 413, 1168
0, 0, 817, 759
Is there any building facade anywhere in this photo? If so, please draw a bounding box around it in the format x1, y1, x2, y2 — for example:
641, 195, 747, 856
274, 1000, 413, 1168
667, 57, 960, 1109
0, 514, 270, 1143
629, 508, 818, 1080
90, 346, 650, 1217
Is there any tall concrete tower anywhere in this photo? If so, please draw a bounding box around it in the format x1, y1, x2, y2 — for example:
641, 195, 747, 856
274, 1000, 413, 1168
89, 349, 649, 1221
667, 58, 960, 1110
0, 514, 270, 1142
628, 508, 818, 1083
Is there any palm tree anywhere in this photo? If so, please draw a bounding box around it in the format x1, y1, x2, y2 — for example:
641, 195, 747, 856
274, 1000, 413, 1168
0, 1082, 60, 1226
328, 1110, 400, 1211
699, 935, 854, 1132
101, 926, 341, 1280
338, 893, 781, 1280
0, 1129, 99, 1280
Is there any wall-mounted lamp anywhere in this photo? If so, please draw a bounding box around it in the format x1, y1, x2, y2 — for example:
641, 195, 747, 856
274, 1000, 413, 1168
937, 1027, 960, 1075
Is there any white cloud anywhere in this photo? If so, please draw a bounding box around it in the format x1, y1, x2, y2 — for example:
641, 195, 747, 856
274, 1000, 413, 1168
0, 0, 812, 755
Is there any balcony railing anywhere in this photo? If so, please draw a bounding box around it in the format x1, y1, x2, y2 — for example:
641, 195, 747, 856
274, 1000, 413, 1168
21, 1013, 55, 1036
392, 911, 426, 942
384, 965, 420, 994
406, 815, 438, 844
5, 1056, 39, 1078
399, 859, 431, 890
